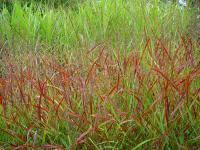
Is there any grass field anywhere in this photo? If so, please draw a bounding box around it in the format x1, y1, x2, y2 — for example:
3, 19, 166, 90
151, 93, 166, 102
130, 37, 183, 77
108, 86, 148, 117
0, 0, 199, 149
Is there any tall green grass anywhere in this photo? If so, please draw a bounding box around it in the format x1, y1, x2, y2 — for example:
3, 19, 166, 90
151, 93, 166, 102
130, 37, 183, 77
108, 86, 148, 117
0, 0, 191, 54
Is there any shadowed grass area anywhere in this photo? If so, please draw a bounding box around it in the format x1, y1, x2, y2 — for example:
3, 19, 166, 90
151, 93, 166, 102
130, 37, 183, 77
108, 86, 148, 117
0, 34, 199, 149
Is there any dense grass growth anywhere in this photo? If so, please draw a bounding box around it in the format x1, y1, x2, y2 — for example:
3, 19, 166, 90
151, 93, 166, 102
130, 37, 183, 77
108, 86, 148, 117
0, 35, 200, 149
0, 0, 191, 54
0, 0, 199, 149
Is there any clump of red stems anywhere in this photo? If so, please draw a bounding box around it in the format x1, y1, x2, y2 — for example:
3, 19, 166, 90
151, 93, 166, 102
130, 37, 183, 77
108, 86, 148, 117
0, 35, 199, 149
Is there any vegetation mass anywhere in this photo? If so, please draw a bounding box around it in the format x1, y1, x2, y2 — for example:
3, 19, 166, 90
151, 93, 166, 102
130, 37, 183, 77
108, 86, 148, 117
0, 0, 199, 149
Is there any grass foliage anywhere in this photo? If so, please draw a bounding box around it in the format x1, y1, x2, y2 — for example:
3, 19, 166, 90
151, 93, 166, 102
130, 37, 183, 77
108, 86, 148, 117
0, 0, 191, 53
0, 0, 199, 149
0, 35, 200, 149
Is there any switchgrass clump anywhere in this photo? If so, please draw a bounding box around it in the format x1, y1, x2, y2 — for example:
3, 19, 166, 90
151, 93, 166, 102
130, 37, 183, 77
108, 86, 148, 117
0, 35, 199, 149
0, 0, 191, 54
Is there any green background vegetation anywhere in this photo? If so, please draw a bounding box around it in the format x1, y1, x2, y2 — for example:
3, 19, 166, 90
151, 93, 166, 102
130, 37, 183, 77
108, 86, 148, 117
0, 0, 191, 54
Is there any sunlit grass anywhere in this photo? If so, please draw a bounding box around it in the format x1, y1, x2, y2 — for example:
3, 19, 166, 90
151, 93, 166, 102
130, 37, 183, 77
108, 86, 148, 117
0, 0, 191, 54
